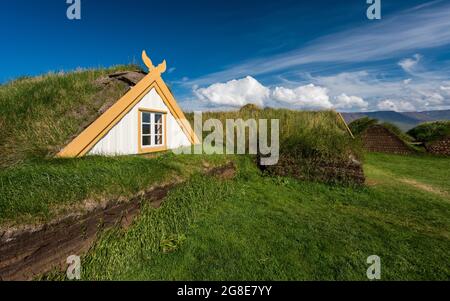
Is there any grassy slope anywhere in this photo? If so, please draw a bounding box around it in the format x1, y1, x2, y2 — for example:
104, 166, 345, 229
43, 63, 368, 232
74, 153, 450, 281
0, 153, 229, 226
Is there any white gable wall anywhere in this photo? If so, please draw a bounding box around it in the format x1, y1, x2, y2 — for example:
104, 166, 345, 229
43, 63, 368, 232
88, 88, 191, 156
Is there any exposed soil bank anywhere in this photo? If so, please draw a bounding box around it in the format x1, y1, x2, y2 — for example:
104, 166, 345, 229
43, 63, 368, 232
0, 163, 235, 281
261, 155, 365, 186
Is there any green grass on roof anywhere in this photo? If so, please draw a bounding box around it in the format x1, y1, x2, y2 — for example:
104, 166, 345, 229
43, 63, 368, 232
186, 108, 361, 163
407, 121, 450, 143
0, 65, 142, 168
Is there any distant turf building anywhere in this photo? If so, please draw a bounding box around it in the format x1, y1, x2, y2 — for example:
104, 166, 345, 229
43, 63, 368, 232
408, 121, 450, 156
349, 118, 413, 155
57, 51, 197, 158
360, 125, 412, 155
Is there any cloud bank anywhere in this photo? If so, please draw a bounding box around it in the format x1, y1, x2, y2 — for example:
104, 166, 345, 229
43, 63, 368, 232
194, 76, 372, 111
192, 65, 450, 112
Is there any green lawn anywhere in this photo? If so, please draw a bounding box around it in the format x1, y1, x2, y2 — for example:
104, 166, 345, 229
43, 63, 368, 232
73, 153, 450, 281
0, 153, 228, 226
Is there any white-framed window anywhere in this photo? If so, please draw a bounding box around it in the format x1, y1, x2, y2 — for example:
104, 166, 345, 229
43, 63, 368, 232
141, 111, 164, 147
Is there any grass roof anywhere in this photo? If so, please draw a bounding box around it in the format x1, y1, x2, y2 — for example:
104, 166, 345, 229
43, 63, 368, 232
0, 65, 143, 167
187, 108, 361, 163
407, 121, 450, 143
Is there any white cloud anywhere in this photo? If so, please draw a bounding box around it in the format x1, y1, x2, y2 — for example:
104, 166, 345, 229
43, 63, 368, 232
418, 91, 444, 106
193, 76, 270, 107
398, 54, 422, 73
272, 84, 333, 109
334, 94, 368, 110
377, 99, 416, 112
307, 70, 450, 111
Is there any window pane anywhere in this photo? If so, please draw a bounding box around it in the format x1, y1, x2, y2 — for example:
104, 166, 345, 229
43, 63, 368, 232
155, 134, 163, 145
142, 124, 150, 135
142, 135, 151, 146
155, 114, 162, 124
142, 112, 150, 123
155, 124, 162, 135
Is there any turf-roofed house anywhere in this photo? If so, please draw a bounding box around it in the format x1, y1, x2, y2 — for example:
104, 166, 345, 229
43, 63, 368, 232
349, 117, 413, 155
57, 51, 198, 158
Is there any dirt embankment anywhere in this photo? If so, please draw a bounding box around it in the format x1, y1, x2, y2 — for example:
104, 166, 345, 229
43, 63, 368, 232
0, 162, 236, 281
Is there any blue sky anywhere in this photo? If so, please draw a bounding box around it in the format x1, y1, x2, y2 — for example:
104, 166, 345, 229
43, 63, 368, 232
2, 0, 450, 112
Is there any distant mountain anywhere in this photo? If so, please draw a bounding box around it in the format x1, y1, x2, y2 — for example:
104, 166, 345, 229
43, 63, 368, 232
342, 110, 450, 131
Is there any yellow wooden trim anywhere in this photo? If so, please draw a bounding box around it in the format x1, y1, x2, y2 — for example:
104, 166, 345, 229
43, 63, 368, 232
337, 111, 354, 139
137, 109, 167, 154
138, 108, 167, 114
164, 113, 167, 149
139, 146, 168, 154
56, 51, 198, 158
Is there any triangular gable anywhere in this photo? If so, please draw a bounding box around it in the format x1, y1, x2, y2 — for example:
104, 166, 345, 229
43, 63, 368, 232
57, 51, 198, 158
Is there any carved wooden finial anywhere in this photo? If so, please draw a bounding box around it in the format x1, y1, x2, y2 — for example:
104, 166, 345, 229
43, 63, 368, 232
142, 50, 166, 74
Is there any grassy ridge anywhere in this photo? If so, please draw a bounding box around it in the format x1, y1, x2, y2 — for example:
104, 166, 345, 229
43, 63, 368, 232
0, 66, 140, 167
62, 153, 450, 280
